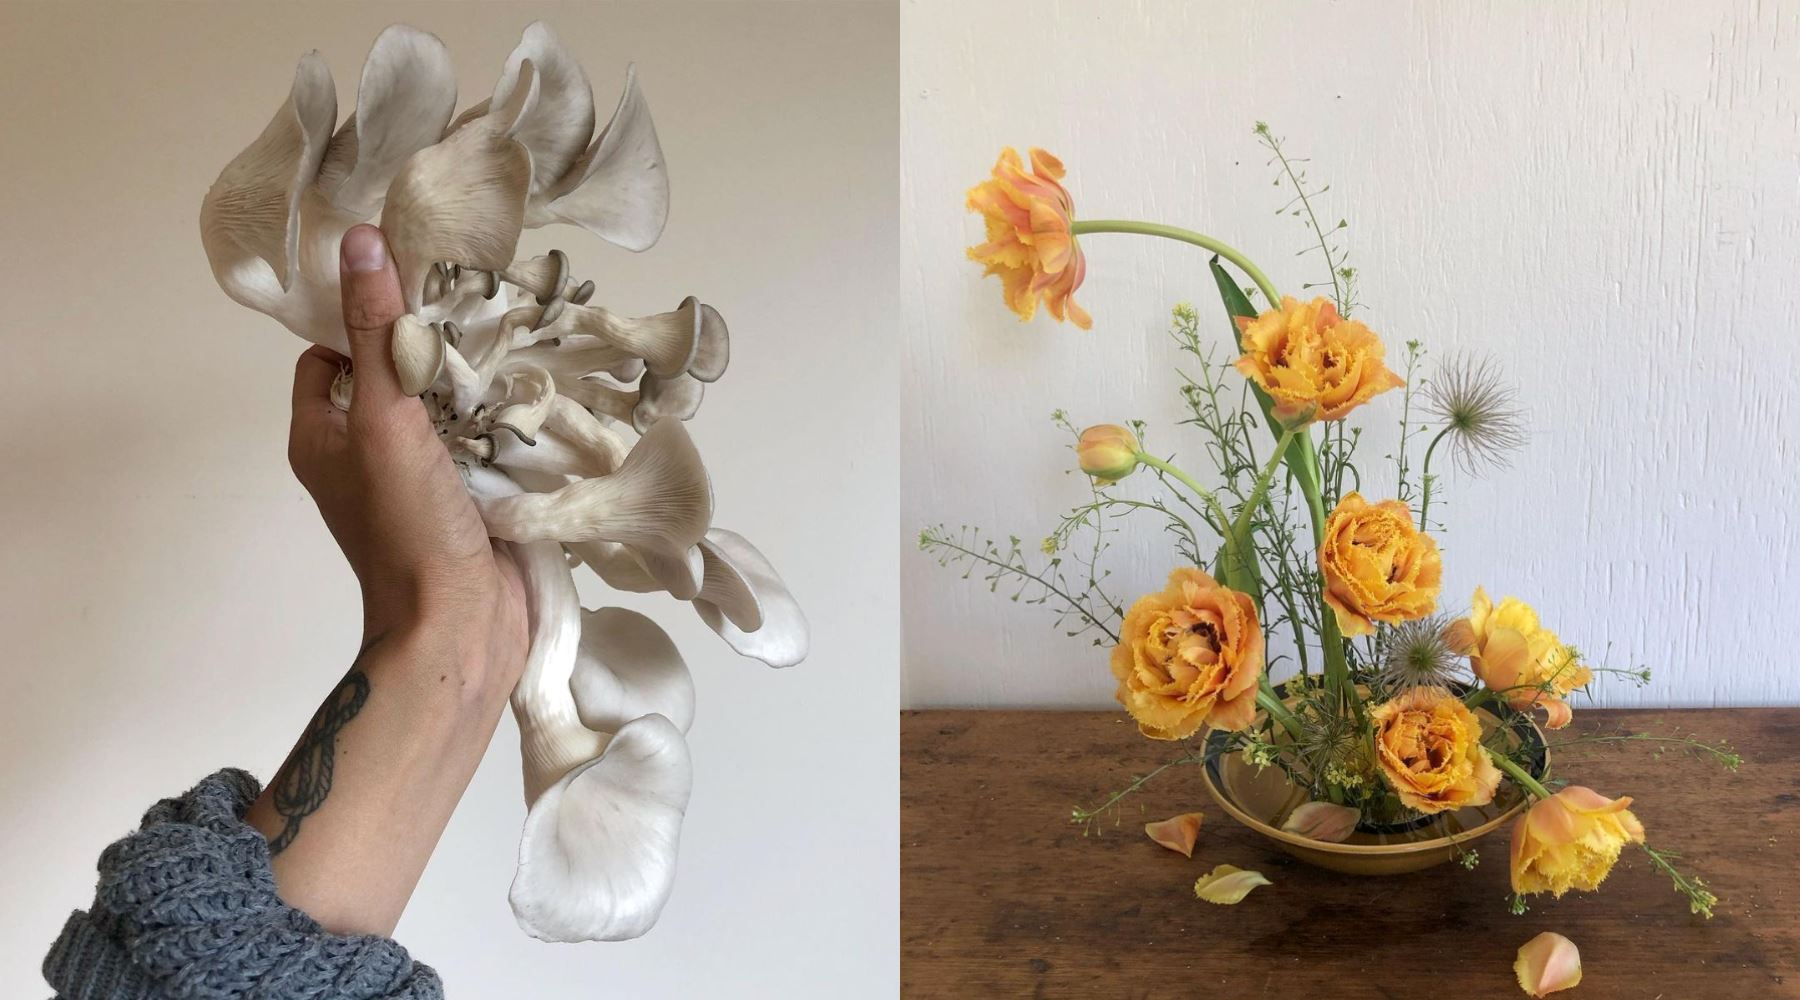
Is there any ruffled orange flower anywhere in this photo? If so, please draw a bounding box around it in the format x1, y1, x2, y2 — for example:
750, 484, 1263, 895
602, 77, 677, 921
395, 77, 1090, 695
1234, 296, 1403, 422
1510, 786, 1646, 897
1368, 685, 1501, 814
1319, 492, 1442, 637
1110, 568, 1263, 740
966, 147, 1090, 329
1446, 587, 1592, 729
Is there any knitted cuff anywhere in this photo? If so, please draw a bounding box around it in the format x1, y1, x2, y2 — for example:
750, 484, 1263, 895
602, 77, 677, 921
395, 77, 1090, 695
44, 769, 443, 1000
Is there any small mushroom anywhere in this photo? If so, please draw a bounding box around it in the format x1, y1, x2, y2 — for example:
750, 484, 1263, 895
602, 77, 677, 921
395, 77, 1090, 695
633, 371, 705, 432
392, 313, 447, 396
692, 529, 809, 668
475, 418, 713, 571
490, 365, 556, 444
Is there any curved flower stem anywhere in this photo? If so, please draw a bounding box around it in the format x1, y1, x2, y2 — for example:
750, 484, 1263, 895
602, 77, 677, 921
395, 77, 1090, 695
1134, 451, 1237, 561
1485, 746, 1553, 801
1256, 681, 1304, 741
1082, 219, 1358, 722
1416, 425, 1454, 529
1071, 219, 1283, 309
1229, 426, 1301, 556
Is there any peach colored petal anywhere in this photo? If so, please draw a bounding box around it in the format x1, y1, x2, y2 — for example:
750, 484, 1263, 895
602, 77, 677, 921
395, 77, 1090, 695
1192, 864, 1271, 904
1480, 627, 1532, 691
1144, 812, 1204, 858
1539, 698, 1574, 729
1279, 801, 1360, 843
1445, 618, 1477, 655
1515, 931, 1582, 996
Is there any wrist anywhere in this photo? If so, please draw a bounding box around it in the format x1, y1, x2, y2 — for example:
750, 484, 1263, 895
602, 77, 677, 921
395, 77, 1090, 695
364, 604, 525, 708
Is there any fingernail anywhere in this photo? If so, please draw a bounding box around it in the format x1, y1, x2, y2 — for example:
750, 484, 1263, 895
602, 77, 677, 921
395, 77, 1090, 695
342, 224, 389, 272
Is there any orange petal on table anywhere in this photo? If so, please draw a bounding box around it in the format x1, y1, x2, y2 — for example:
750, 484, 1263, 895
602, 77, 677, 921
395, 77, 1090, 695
1515, 931, 1582, 996
1144, 812, 1204, 857
1193, 864, 1271, 904
1279, 801, 1360, 843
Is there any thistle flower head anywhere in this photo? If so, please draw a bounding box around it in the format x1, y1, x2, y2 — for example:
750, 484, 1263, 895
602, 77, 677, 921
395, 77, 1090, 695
1422, 353, 1526, 474
1377, 614, 1463, 692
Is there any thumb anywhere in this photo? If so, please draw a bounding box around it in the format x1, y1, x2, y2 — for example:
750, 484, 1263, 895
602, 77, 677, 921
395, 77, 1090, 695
338, 223, 409, 415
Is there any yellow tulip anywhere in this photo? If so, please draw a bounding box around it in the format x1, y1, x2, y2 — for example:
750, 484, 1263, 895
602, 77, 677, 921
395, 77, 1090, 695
1510, 786, 1646, 897
1446, 587, 1592, 729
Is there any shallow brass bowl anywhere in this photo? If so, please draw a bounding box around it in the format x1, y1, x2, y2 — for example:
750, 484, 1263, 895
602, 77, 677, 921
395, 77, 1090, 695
1200, 685, 1548, 876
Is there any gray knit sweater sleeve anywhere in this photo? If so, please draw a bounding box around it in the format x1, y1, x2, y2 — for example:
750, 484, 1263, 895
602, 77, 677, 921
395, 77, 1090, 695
43, 769, 443, 1000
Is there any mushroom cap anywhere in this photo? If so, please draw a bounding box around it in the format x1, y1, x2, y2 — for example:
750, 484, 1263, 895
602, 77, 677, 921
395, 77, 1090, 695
510, 713, 693, 942
694, 529, 809, 668
570, 607, 695, 734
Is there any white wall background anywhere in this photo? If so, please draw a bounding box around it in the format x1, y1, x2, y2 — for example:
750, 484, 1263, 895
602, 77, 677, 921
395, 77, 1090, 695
0, 2, 896, 996
901, 0, 1799, 709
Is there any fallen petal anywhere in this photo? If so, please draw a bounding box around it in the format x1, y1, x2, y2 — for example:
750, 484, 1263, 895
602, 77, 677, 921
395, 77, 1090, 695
1515, 932, 1582, 997
1193, 864, 1271, 904
1143, 812, 1203, 857
1279, 801, 1360, 844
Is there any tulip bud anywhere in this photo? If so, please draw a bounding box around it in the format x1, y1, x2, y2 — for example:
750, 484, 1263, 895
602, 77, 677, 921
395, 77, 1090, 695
1076, 424, 1140, 482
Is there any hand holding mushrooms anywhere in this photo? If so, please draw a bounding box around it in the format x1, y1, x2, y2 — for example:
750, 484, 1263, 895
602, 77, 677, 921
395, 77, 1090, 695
203, 22, 809, 942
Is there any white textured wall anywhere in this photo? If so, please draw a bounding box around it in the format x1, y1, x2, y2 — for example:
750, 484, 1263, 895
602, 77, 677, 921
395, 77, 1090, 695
0, 2, 896, 996
901, 0, 1800, 709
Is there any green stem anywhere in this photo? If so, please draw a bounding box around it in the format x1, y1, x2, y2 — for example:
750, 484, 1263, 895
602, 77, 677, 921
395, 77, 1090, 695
1085, 219, 1353, 721
1485, 746, 1553, 801
1416, 425, 1453, 530
1135, 452, 1238, 563
1256, 682, 1303, 741
1072, 220, 1283, 310
1229, 426, 1300, 549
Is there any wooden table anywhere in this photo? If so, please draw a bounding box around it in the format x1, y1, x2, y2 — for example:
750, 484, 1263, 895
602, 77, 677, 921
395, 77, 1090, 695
902, 708, 1798, 998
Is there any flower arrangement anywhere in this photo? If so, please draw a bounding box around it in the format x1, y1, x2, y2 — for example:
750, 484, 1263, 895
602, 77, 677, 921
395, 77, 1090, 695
201, 22, 807, 943
925, 125, 1736, 995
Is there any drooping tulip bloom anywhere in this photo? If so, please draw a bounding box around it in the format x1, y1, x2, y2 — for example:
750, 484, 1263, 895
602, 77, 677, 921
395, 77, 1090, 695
1510, 786, 1646, 898
966, 147, 1091, 329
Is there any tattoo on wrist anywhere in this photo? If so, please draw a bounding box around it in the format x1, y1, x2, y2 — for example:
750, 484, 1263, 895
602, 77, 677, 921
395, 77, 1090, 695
268, 661, 371, 855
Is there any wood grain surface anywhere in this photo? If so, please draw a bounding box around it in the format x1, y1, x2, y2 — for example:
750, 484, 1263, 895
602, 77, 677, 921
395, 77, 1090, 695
902, 708, 1798, 998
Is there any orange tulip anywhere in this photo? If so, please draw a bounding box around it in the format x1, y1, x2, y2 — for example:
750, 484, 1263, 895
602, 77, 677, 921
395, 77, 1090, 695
1110, 568, 1263, 740
1319, 492, 1442, 637
1075, 424, 1140, 482
966, 147, 1090, 329
1233, 296, 1403, 423
1368, 686, 1501, 814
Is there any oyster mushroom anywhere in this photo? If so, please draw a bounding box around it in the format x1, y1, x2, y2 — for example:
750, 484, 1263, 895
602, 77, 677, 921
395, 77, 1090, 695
694, 529, 810, 668
202, 21, 805, 945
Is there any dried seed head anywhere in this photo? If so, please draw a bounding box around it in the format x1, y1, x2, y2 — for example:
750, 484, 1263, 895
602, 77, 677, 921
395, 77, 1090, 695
1422, 353, 1526, 475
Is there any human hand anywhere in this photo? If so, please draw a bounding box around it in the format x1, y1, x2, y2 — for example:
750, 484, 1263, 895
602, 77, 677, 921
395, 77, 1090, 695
287, 224, 527, 691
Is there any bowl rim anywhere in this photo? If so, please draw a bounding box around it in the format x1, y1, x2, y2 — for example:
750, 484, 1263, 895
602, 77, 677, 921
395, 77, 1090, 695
1199, 687, 1549, 857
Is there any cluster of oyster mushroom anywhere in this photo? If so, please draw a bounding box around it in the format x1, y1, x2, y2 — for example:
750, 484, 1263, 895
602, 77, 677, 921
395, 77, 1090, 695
200, 22, 807, 942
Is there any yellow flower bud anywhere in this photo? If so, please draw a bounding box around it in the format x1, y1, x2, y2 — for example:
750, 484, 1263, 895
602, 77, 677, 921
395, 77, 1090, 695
1076, 424, 1140, 482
